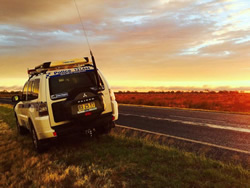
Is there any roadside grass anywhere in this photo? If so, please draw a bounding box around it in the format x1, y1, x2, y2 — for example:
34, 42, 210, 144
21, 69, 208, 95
0, 105, 249, 187
115, 92, 250, 113
0, 104, 16, 128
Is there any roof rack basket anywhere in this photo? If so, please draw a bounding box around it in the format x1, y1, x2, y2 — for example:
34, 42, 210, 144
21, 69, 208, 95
28, 57, 90, 76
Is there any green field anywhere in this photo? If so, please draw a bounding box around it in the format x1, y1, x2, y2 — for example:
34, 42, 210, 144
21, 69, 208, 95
0, 105, 249, 187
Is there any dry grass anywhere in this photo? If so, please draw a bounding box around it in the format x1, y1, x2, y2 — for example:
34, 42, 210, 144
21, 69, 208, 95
0, 105, 250, 187
116, 92, 250, 113
0, 122, 115, 187
0, 103, 13, 109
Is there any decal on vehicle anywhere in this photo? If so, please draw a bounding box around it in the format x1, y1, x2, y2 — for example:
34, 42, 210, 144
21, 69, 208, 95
51, 92, 69, 100
46, 66, 94, 78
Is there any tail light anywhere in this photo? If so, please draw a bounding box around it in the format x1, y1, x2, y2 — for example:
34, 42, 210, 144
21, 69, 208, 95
109, 89, 116, 101
38, 102, 48, 116
85, 112, 92, 116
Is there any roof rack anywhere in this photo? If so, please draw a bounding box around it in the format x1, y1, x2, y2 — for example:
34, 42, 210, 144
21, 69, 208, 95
28, 57, 90, 76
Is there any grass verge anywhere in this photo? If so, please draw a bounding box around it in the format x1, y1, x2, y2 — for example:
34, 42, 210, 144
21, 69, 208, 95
0, 104, 16, 128
0, 105, 249, 187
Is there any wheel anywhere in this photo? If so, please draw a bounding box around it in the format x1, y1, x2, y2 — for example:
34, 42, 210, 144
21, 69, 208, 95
15, 114, 26, 135
30, 122, 46, 153
97, 121, 115, 135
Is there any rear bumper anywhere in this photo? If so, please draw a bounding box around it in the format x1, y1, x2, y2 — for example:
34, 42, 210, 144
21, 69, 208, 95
35, 116, 56, 140
52, 112, 114, 137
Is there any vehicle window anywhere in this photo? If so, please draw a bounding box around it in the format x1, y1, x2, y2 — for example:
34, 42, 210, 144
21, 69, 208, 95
49, 71, 103, 99
27, 79, 40, 100
33, 79, 40, 99
22, 82, 28, 101
27, 81, 34, 101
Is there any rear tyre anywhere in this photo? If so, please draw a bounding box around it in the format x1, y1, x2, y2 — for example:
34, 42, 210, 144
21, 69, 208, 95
30, 122, 46, 153
97, 121, 115, 135
15, 114, 26, 135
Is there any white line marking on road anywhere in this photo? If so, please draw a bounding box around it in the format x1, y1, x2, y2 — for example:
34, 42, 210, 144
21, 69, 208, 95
169, 115, 226, 123
116, 124, 250, 155
120, 113, 250, 133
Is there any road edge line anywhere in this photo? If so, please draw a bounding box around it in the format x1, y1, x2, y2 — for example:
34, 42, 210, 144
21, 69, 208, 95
116, 124, 250, 155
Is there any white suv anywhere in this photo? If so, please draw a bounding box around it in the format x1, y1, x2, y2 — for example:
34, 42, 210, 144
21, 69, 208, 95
12, 57, 118, 152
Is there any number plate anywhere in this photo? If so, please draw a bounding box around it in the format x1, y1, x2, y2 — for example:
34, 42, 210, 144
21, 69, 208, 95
77, 102, 97, 114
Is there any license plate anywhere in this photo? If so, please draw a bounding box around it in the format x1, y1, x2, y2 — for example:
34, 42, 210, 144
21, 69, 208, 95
77, 102, 97, 114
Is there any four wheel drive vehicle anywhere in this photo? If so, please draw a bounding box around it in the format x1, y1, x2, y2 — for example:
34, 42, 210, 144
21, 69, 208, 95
12, 57, 118, 152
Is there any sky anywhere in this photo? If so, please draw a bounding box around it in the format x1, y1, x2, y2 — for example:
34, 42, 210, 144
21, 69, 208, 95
0, 0, 250, 91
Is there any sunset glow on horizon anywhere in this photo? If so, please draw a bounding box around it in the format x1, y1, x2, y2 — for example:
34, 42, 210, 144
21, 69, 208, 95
0, 0, 250, 91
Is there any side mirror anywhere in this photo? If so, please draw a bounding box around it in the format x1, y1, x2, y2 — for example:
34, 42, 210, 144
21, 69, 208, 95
98, 85, 105, 91
90, 86, 105, 92
12, 95, 21, 102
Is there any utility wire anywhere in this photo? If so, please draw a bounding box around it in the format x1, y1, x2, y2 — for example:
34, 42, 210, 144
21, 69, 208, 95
73, 0, 92, 52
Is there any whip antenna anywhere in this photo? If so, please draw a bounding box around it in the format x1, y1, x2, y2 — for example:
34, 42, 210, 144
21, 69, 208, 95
73, 0, 102, 90
73, 0, 91, 51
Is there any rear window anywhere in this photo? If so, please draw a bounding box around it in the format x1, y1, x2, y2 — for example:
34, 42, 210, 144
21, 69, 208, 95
49, 71, 100, 100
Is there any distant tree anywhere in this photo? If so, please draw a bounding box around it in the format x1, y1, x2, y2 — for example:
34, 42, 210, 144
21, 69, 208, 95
229, 91, 239, 94
219, 90, 229, 94
148, 91, 155, 94
209, 91, 216, 94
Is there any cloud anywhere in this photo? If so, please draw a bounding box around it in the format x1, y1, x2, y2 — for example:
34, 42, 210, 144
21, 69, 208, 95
0, 0, 250, 89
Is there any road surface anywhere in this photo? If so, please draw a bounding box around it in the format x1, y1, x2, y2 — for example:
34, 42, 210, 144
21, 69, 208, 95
0, 98, 14, 105
117, 104, 250, 152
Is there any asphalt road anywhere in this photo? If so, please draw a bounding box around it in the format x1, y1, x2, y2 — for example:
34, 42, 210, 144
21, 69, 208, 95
0, 98, 14, 105
117, 104, 250, 152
